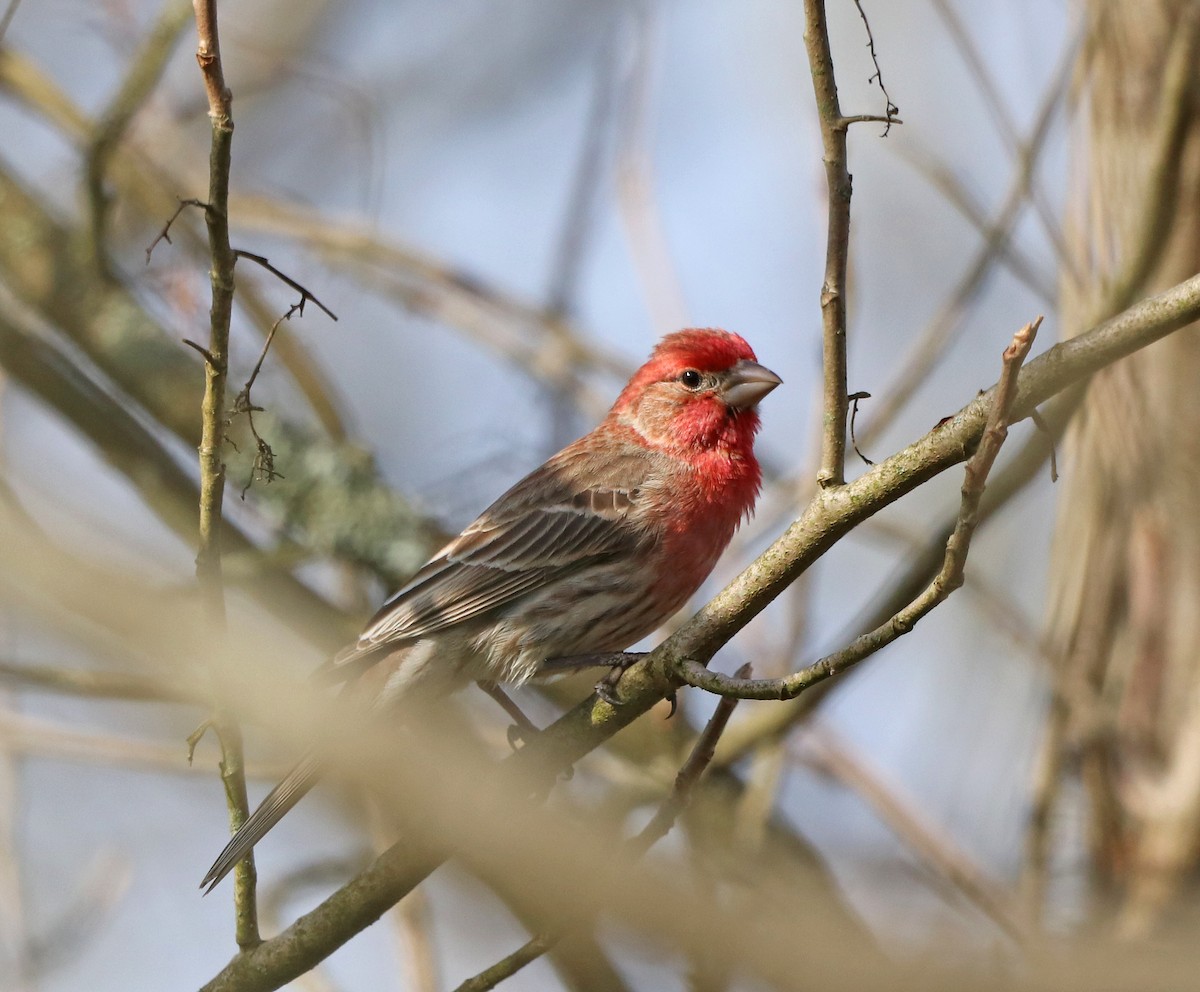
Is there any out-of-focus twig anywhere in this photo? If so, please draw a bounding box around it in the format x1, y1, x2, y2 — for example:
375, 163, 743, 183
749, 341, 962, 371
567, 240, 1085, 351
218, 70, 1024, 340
1092, 14, 1197, 319
85, 0, 193, 274
231, 192, 626, 419
17, 853, 131, 984
0, 690, 30, 992
0, 660, 203, 703
860, 41, 1075, 452
931, 0, 1069, 263
614, 5, 688, 335
0, 710, 286, 778
899, 149, 1055, 304
800, 722, 1028, 943
0, 0, 23, 45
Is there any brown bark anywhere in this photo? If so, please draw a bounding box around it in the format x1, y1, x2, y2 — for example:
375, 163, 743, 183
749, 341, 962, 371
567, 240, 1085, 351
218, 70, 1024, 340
1047, 0, 1200, 937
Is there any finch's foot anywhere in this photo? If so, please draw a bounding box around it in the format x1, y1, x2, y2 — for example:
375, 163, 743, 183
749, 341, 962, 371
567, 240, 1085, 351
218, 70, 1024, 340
593, 654, 645, 706
543, 651, 644, 674
477, 681, 539, 750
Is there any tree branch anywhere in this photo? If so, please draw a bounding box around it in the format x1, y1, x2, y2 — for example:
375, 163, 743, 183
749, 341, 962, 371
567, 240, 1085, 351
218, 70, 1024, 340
190, 0, 259, 951
804, 0, 852, 488
0, 660, 203, 704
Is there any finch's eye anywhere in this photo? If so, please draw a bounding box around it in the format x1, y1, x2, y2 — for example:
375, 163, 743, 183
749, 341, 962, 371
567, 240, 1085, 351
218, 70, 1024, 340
679, 369, 703, 390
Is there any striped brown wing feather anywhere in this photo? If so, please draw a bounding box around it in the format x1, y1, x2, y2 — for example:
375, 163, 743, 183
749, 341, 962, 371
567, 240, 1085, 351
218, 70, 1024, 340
345, 484, 645, 658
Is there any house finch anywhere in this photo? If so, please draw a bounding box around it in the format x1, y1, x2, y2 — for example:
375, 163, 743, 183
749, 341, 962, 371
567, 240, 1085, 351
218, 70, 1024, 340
202, 328, 780, 892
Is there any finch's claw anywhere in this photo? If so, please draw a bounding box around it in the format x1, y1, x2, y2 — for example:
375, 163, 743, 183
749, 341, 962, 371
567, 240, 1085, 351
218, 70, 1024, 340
595, 656, 640, 706
595, 676, 623, 707
478, 680, 540, 746
665, 691, 678, 718
506, 724, 527, 751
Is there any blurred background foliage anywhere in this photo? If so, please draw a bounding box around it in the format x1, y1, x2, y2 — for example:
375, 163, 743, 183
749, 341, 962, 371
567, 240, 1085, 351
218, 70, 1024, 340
1, 0, 1199, 990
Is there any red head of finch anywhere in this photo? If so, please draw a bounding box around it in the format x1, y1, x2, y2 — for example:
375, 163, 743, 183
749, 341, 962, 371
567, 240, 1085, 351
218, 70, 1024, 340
202, 328, 780, 891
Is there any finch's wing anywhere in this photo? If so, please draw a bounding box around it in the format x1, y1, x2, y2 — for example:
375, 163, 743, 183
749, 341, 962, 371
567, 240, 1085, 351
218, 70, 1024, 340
324, 467, 648, 676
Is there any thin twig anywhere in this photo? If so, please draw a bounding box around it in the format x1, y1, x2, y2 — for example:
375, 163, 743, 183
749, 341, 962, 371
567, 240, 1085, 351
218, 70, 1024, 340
451, 668, 749, 992
230, 303, 296, 497
849, 0, 900, 135
804, 0, 852, 488
190, 0, 260, 950
627, 668, 748, 855
145, 197, 210, 263
930, 0, 1067, 262
229, 192, 626, 417
226, 253, 338, 497
848, 390, 874, 465
800, 723, 1028, 944
673, 318, 1041, 700
231, 250, 338, 321
710, 387, 1077, 767
858, 40, 1075, 452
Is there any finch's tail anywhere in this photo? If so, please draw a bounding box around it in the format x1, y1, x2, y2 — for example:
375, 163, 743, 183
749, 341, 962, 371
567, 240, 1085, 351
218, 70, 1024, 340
200, 753, 320, 894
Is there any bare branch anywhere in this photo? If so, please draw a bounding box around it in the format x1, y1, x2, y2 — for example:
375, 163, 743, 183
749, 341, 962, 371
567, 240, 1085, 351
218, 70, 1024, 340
190, 0, 259, 950
225, 250, 339, 499
849, 0, 900, 134
231, 250, 338, 321
0, 660, 203, 703
804, 0, 852, 487
145, 197, 211, 263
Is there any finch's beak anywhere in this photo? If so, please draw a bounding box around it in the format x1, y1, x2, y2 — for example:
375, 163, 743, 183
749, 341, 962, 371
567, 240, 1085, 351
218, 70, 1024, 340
721, 359, 783, 410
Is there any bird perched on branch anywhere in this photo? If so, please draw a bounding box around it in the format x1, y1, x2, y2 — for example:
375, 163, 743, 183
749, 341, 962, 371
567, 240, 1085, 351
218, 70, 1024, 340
202, 328, 781, 892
